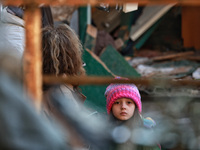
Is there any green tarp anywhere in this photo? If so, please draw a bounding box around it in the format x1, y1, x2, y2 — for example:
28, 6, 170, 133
81, 49, 113, 113
100, 45, 141, 78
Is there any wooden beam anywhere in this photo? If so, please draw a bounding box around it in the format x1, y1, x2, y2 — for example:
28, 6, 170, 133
43, 75, 200, 87
152, 51, 194, 61
2, 0, 200, 6
23, 5, 42, 110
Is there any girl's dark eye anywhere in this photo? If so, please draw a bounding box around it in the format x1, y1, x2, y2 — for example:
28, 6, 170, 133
127, 101, 132, 104
114, 101, 120, 104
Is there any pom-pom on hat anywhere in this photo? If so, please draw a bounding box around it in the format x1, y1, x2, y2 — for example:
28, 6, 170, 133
105, 77, 142, 114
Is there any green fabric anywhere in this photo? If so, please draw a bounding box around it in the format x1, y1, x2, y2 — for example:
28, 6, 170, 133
81, 49, 113, 113
100, 45, 140, 78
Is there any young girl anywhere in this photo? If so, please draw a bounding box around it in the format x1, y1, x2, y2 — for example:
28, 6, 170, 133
105, 77, 161, 150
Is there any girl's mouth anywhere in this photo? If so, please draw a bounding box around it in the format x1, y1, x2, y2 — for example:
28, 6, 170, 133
120, 112, 127, 116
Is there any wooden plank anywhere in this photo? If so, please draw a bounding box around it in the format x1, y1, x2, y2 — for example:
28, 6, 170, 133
23, 5, 42, 110
130, 4, 175, 41
2, 0, 200, 6
152, 51, 194, 61
43, 75, 200, 87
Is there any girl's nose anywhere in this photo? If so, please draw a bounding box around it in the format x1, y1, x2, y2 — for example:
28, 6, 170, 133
121, 102, 127, 109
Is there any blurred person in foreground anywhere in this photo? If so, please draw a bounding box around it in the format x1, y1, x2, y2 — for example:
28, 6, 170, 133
0, 51, 68, 150
0, 4, 53, 59
105, 76, 161, 150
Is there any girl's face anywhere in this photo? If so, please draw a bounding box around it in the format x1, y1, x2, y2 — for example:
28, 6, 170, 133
111, 98, 136, 121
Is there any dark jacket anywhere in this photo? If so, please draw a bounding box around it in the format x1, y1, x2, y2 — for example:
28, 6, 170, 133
108, 113, 161, 150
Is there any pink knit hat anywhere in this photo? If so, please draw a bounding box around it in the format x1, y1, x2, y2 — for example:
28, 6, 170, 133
105, 77, 142, 114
